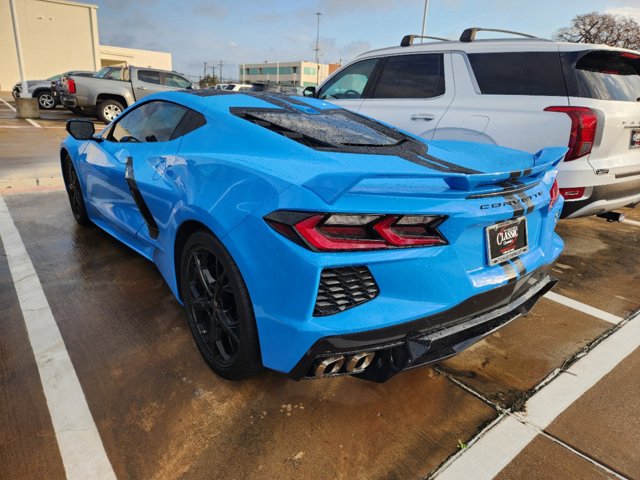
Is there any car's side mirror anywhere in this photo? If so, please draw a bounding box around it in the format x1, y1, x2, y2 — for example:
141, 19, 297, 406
303, 86, 316, 97
66, 120, 96, 140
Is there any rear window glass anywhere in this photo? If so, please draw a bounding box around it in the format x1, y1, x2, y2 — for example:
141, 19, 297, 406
573, 51, 640, 102
468, 52, 567, 96
372, 54, 445, 99
234, 108, 402, 147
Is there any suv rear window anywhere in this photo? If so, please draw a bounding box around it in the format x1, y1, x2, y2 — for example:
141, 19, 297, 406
371, 54, 445, 99
572, 50, 640, 102
468, 52, 567, 96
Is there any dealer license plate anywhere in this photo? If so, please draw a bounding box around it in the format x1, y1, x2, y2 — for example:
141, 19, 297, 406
486, 217, 528, 266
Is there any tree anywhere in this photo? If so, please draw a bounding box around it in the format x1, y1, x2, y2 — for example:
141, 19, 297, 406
199, 74, 219, 88
553, 12, 640, 50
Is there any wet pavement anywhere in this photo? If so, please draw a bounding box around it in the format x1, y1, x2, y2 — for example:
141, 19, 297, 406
1, 93, 639, 479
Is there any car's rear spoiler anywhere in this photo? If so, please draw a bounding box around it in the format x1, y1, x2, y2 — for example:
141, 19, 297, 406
303, 147, 567, 204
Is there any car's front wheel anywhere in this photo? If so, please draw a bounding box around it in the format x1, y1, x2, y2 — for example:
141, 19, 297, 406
37, 91, 56, 110
180, 231, 263, 380
63, 154, 91, 226
97, 99, 124, 123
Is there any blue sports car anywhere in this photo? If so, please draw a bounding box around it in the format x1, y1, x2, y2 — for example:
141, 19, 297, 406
61, 90, 565, 382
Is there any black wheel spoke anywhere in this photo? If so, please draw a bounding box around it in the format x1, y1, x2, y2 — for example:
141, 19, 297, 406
185, 246, 241, 368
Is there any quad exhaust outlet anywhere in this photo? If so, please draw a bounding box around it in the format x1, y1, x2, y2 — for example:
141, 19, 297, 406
313, 352, 376, 378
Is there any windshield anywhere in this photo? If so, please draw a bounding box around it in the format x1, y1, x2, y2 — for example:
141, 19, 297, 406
574, 51, 640, 102
46, 74, 62, 81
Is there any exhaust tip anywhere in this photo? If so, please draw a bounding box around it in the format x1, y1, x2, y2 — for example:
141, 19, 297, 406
314, 356, 345, 378
596, 211, 625, 223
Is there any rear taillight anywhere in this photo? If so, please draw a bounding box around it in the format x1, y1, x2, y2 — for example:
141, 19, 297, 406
559, 187, 585, 200
67, 78, 76, 94
544, 106, 597, 161
549, 180, 560, 211
265, 212, 447, 252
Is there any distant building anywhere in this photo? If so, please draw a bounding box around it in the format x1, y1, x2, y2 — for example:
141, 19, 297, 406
239, 61, 342, 87
0, 0, 172, 91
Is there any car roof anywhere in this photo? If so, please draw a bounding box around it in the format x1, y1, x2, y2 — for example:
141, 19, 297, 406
356, 38, 638, 58
141, 89, 336, 115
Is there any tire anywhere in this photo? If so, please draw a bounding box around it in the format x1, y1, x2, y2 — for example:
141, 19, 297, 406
37, 90, 56, 110
97, 99, 124, 124
62, 154, 91, 226
180, 231, 263, 380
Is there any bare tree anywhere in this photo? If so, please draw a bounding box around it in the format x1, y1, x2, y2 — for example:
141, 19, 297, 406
553, 11, 640, 50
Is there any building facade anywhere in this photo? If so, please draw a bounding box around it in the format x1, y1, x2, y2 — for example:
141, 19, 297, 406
239, 61, 341, 87
0, 0, 172, 91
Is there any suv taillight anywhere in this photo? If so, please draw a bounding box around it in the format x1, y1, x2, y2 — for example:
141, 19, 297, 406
265, 211, 448, 252
549, 180, 560, 211
67, 78, 76, 94
544, 106, 597, 161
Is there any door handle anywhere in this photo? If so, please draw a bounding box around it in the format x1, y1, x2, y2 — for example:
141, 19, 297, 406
411, 114, 435, 121
138, 86, 148, 90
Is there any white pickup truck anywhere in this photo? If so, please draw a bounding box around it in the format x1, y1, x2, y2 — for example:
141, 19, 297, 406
60, 66, 192, 123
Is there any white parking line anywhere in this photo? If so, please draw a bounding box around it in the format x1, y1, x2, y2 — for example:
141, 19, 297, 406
544, 291, 623, 324
0, 97, 43, 128
433, 309, 640, 479
0, 197, 116, 480
622, 218, 640, 227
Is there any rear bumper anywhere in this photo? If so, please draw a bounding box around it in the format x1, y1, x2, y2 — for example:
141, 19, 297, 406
288, 267, 556, 382
562, 177, 640, 218
61, 95, 78, 108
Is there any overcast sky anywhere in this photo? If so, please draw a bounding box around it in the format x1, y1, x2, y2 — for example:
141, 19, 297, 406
92, 0, 640, 82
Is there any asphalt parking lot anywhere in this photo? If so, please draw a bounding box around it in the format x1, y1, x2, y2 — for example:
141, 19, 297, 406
1, 94, 639, 480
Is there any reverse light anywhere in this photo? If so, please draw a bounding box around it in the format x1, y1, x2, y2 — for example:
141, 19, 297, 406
265, 211, 447, 252
67, 78, 76, 94
559, 187, 585, 200
544, 106, 597, 161
549, 180, 560, 211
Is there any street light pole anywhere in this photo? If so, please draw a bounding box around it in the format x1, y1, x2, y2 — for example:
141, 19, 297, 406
9, 0, 28, 94
420, 0, 430, 43
315, 11, 321, 86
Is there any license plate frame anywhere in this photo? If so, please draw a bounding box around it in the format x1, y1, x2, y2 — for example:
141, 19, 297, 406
486, 217, 528, 266
630, 128, 640, 149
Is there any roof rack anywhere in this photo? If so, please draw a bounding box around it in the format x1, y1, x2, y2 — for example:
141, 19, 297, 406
400, 34, 451, 47
459, 28, 542, 43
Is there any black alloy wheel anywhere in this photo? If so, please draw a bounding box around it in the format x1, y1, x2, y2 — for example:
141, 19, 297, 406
63, 155, 90, 225
180, 231, 262, 380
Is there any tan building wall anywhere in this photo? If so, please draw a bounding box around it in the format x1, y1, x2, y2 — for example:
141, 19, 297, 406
99, 45, 172, 70
0, 0, 100, 90
0, 0, 173, 91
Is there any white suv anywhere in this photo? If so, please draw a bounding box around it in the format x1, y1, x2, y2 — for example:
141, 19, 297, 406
312, 28, 640, 218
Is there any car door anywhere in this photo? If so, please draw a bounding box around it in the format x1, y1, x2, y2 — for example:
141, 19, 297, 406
132, 69, 164, 100
357, 53, 454, 140
83, 100, 189, 252
316, 57, 380, 113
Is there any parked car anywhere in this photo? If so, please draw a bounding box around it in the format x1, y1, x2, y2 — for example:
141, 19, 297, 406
310, 28, 640, 219
60, 90, 564, 381
220, 83, 252, 92
12, 71, 94, 110
60, 66, 192, 123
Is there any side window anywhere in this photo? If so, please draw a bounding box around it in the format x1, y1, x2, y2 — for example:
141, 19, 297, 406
104, 69, 123, 80
110, 101, 188, 143
468, 52, 567, 96
164, 73, 192, 88
317, 58, 378, 100
138, 70, 162, 85
371, 54, 445, 99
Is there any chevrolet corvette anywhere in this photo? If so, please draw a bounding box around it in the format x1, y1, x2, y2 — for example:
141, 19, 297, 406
61, 90, 565, 382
